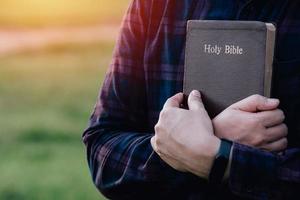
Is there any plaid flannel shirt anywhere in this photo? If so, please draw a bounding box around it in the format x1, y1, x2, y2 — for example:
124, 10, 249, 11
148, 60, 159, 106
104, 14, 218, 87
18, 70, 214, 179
83, 1, 300, 199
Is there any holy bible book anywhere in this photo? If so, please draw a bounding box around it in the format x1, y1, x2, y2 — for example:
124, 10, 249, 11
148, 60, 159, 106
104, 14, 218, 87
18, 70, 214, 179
183, 20, 276, 118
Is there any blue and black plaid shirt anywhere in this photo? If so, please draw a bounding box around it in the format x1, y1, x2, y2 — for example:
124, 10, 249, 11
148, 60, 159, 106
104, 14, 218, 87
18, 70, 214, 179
83, 1, 300, 199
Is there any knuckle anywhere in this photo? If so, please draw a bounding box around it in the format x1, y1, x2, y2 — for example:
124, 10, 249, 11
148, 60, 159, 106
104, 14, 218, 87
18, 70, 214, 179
278, 109, 284, 116
276, 124, 288, 137
166, 97, 177, 106
154, 124, 166, 148
249, 116, 261, 127
251, 94, 263, 102
282, 124, 288, 135
253, 134, 265, 146
151, 137, 160, 152
278, 109, 285, 121
154, 136, 162, 150
166, 97, 173, 103
160, 108, 170, 119
154, 123, 164, 139
154, 124, 161, 133
282, 138, 288, 148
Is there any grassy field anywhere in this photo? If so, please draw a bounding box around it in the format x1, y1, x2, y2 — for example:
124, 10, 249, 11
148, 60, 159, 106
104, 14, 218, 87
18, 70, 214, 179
0, 0, 130, 27
0, 1, 131, 199
0, 42, 116, 200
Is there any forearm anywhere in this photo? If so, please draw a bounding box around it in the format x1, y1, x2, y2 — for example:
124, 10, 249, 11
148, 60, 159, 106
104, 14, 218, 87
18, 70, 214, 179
227, 143, 300, 199
83, 127, 203, 199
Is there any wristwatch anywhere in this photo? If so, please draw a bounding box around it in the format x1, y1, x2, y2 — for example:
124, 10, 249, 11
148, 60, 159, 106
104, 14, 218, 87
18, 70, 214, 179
208, 138, 233, 185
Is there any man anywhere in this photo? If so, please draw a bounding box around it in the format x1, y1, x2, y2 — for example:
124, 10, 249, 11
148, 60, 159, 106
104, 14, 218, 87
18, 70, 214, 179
83, 1, 300, 199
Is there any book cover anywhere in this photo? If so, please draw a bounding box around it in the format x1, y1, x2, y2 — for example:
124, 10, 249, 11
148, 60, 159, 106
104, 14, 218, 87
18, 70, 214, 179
183, 20, 276, 118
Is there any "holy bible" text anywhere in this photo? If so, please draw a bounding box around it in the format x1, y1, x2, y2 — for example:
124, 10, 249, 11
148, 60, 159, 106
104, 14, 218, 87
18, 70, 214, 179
204, 44, 244, 55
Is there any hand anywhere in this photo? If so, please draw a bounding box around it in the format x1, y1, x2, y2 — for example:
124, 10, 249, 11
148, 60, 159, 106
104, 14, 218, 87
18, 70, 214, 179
151, 90, 220, 179
213, 94, 288, 152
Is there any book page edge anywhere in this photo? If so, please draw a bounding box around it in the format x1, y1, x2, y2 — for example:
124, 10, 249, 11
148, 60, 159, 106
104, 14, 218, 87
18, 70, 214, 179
264, 23, 276, 98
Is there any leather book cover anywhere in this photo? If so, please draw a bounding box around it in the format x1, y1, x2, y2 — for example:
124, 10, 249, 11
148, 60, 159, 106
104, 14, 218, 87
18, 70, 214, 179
183, 20, 276, 118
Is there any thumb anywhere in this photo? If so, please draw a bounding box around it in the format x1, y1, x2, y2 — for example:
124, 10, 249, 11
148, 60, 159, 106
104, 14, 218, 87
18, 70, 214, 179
188, 90, 206, 111
230, 94, 280, 112
163, 93, 184, 109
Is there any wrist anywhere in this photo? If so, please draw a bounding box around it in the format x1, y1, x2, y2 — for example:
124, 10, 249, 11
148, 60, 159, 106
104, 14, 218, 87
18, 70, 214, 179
209, 136, 222, 159
207, 137, 222, 178
195, 136, 221, 179
207, 137, 222, 177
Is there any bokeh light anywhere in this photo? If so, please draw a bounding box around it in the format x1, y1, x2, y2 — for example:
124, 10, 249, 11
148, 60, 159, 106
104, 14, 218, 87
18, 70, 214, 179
0, 1, 130, 200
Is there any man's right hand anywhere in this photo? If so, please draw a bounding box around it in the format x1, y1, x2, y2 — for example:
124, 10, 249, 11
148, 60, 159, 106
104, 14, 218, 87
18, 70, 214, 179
213, 94, 288, 152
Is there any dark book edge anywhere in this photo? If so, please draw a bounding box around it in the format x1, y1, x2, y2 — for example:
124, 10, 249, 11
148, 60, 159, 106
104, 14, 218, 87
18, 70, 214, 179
264, 23, 276, 98
183, 22, 191, 97
186, 20, 267, 30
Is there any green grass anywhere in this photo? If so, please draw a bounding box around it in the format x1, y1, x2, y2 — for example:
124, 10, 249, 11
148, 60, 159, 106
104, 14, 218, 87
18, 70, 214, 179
0, 42, 115, 200
0, 0, 131, 27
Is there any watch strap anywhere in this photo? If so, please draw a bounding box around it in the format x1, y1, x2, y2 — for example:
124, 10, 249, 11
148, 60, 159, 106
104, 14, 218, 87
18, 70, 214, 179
208, 139, 233, 185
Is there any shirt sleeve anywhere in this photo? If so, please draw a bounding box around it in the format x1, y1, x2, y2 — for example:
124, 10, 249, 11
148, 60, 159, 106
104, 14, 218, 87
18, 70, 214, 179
229, 143, 300, 199
82, 1, 204, 199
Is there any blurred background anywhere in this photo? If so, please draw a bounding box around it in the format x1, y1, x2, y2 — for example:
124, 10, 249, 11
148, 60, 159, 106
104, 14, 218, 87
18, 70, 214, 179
0, 0, 130, 199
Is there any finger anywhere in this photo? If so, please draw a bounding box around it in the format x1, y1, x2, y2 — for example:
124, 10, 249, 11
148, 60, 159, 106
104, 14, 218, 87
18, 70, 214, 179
163, 93, 184, 109
188, 90, 205, 111
230, 94, 280, 112
265, 124, 288, 142
261, 137, 288, 152
256, 109, 285, 127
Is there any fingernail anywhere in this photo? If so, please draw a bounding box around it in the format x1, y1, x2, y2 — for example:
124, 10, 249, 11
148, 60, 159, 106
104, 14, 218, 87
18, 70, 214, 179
191, 90, 201, 97
267, 98, 279, 105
